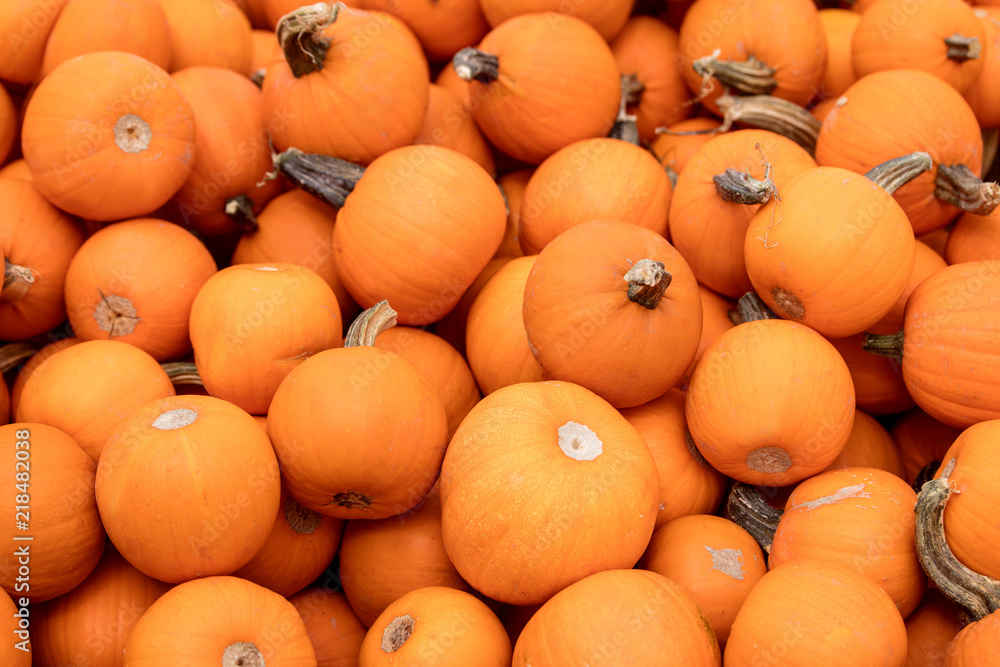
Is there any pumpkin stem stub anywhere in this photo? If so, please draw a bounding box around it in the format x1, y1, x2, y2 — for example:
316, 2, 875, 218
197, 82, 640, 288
161, 361, 203, 387
727, 482, 783, 554
692, 53, 778, 96
381, 614, 415, 653
152, 408, 198, 431
1, 260, 37, 304
621, 73, 644, 106
713, 167, 775, 205
770, 287, 805, 320
344, 300, 398, 348
222, 641, 264, 667
94, 293, 140, 337
113, 114, 152, 154
915, 459, 1000, 621
935, 164, 1000, 216
735, 292, 781, 323
624, 259, 671, 309
862, 330, 905, 364
557, 421, 603, 461
284, 495, 322, 534
452, 47, 499, 83
865, 152, 934, 195
745, 446, 792, 474
0, 342, 36, 373
267, 147, 365, 209
330, 490, 374, 509
224, 195, 259, 232
276, 2, 340, 77
716, 94, 820, 156
944, 34, 982, 61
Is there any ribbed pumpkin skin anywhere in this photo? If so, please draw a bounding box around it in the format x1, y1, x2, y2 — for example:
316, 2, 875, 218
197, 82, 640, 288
289, 588, 367, 667
891, 408, 961, 487
903, 589, 964, 667
824, 411, 906, 478
868, 239, 948, 336
360, 0, 490, 62
964, 7, 1000, 128
942, 608, 1000, 666
826, 335, 914, 416
156, 0, 253, 74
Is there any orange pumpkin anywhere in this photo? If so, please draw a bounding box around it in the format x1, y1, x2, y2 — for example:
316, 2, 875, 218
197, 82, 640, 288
942, 608, 1000, 666
964, 7, 1000, 129
359, 586, 512, 665
0, 84, 16, 166
122, 576, 316, 664
8, 338, 78, 415
649, 117, 724, 181
903, 589, 965, 667
945, 211, 1000, 263
817, 9, 859, 101
413, 83, 495, 176
0, 423, 106, 602
0, 159, 31, 181
0, 587, 29, 664
495, 169, 531, 258
512, 569, 721, 665
868, 238, 948, 335
156, 0, 252, 73
827, 334, 915, 416
63, 218, 217, 361
290, 587, 367, 667
21, 51, 196, 221
479, 0, 634, 41
433, 256, 512, 355
0, 0, 70, 84
97, 395, 282, 584
679, 285, 737, 389
523, 220, 703, 408
358, 0, 490, 63
439, 380, 659, 605
891, 408, 961, 487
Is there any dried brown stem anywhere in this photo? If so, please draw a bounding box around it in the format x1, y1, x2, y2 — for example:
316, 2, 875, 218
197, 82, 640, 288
728, 481, 783, 554
1, 259, 36, 304
865, 152, 934, 195
945, 34, 981, 61
344, 300, 397, 348
692, 53, 778, 96
936, 164, 1000, 216
224, 194, 258, 232
264, 147, 365, 209
863, 330, 905, 364
452, 47, 499, 84
624, 259, 671, 309
276, 2, 340, 77
716, 94, 820, 156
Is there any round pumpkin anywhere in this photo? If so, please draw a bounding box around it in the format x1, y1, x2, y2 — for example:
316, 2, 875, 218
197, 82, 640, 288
0, 0, 70, 84
904, 589, 965, 667
825, 410, 906, 478
827, 334, 915, 416
868, 238, 948, 335
817, 8, 860, 100
479, 0, 634, 41
8, 338, 78, 416
359, 0, 490, 63
157, 0, 252, 73
413, 83, 495, 176
945, 210, 1000, 263
891, 408, 961, 488
289, 587, 367, 667
0, 588, 30, 665
964, 7, 1000, 129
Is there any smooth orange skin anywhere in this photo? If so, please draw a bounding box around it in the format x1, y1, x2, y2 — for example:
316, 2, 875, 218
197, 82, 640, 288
610, 15, 692, 142
679, 286, 737, 390
523, 221, 703, 409
745, 166, 915, 338
649, 117, 724, 179
30, 545, 172, 667
359, 0, 490, 62
518, 138, 673, 255
480, 0, 633, 41
769, 467, 926, 619
290, 588, 367, 667
0, 588, 30, 664
266, 345, 448, 520
122, 576, 317, 665
817, 9, 859, 100
619, 388, 728, 530
943, 608, 1000, 666
687, 319, 856, 486
0, 0, 71, 84
434, 256, 512, 356
869, 239, 948, 335
9, 339, 78, 415
16, 340, 176, 463
359, 586, 512, 666
513, 569, 721, 666
248, 28, 276, 75
852, 0, 986, 93
0, 159, 31, 181
827, 334, 915, 415
339, 492, 471, 628
669, 129, 817, 298
157, 0, 252, 73
965, 7, 1000, 128
413, 83, 494, 176
824, 410, 906, 478
725, 561, 907, 666
464, 13, 621, 164
945, 211, 1000, 264
439, 381, 659, 606
891, 408, 961, 487
901, 261, 1000, 427
64, 218, 217, 361
904, 589, 964, 667
642, 515, 767, 645
0, 84, 16, 165
0, 423, 106, 603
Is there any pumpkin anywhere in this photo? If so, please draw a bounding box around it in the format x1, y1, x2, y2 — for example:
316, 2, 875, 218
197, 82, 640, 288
679, 285, 737, 390
330, 144, 506, 326
248, 27, 275, 82
827, 334, 915, 416
0, 0, 70, 84
41, 0, 173, 77
919, 226, 952, 257
358, 0, 490, 63
649, 117, 724, 182
156, 0, 252, 73
0, 84, 16, 166
815, 69, 997, 234
619, 388, 728, 529
30, 545, 172, 667
188, 263, 343, 415
359, 586, 512, 666
21, 51, 196, 222
413, 83, 495, 176
512, 569, 721, 665
494, 169, 531, 258
852, 0, 987, 94
0, 179, 85, 341
685, 296, 856, 487
8, 338, 78, 415
942, 609, 1000, 666
817, 9, 859, 101
233, 490, 345, 598
0, 587, 29, 664
892, 408, 961, 487
16, 340, 176, 462
0, 423, 106, 602
231, 189, 358, 323
610, 15, 692, 143
266, 302, 449, 519
63, 218, 217, 361
479, 0, 634, 41
523, 220, 703, 408
945, 211, 1000, 263
451, 12, 620, 164
903, 589, 965, 667
642, 515, 767, 645
725, 560, 907, 665
166, 66, 284, 235
518, 138, 673, 256
290, 587, 367, 667
675, 0, 828, 116
261, 3, 429, 165
96, 395, 282, 584
439, 380, 659, 605
868, 238, 949, 335
0, 159, 31, 181
964, 7, 1000, 129
667, 128, 817, 298
373, 326, 480, 439
122, 576, 317, 665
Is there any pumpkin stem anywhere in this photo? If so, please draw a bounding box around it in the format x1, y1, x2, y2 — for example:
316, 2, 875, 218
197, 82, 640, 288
93, 292, 140, 337
716, 94, 820, 156
983, 127, 999, 176
222, 641, 265, 667
284, 495, 321, 534
734, 292, 781, 323
160, 361, 203, 387
862, 330, 905, 364
935, 164, 1000, 216
276, 2, 340, 78
381, 614, 415, 653
713, 165, 776, 205
1, 259, 37, 304
250, 68, 265, 88
624, 259, 671, 309
915, 458, 1000, 622
692, 51, 778, 96
727, 481, 783, 555
944, 34, 982, 61
452, 47, 499, 84
0, 342, 36, 374
224, 194, 259, 232
113, 113, 152, 154
865, 152, 934, 195
664, 165, 679, 189
609, 81, 640, 146
621, 72, 644, 107
344, 300, 398, 348
557, 421, 603, 461
266, 147, 365, 209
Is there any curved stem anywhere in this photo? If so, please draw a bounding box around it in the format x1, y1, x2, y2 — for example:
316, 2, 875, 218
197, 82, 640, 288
344, 300, 397, 348
862, 331, 904, 364
715, 94, 820, 156
865, 152, 934, 195
915, 459, 1000, 622
276, 2, 340, 77
267, 147, 365, 209
692, 52, 778, 96
735, 292, 781, 323
0, 342, 36, 374
713, 167, 775, 205
1, 259, 37, 304
452, 47, 499, 84
728, 482, 783, 555
945, 34, 981, 61
624, 259, 671, 309
225, 194, 258, 232
935, 164, 1000, 216
160, 361, 203, 387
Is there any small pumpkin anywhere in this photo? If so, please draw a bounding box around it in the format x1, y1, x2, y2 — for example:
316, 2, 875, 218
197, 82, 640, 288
945, 210, 1000, 263
413, 83, 495, 176
156, 0, 252, 73
649, 117, 724, 182
479, 0, 634, 41
8, 338, 78, 415
358, 0, 490, 63
289, 587, 367, 667
891, 408, 961, 488
0, 0, 70, 84
868, 238, 948, 336
827, 334, 915, 416
964, 7, 1000, 129
903, 589, 965, 667
817, 8, 860, 101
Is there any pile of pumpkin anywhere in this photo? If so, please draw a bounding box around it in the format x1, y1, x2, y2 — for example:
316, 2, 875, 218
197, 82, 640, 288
2, 0, 1000, 663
